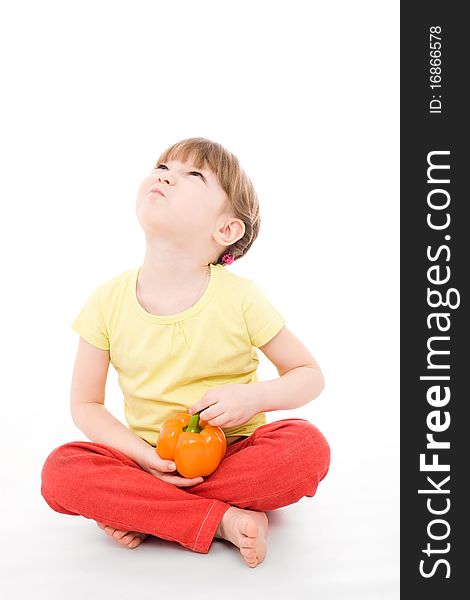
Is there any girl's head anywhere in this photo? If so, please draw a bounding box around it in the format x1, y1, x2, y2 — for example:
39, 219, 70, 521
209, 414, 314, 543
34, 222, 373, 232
135, 137, 260, 266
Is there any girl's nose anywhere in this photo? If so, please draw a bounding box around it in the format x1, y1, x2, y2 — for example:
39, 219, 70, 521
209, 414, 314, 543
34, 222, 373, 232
158, 173, 170, 183
158, 173, 173, 185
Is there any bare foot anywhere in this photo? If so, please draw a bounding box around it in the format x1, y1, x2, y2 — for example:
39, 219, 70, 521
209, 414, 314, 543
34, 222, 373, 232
214, 506, 269, 568
96, 521, 149, 549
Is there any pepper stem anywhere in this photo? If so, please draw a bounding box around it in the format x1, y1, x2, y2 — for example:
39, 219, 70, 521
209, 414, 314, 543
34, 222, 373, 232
186, 411, 202, 433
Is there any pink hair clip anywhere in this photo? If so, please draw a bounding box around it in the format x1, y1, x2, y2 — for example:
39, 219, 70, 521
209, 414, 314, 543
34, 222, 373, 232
221, 252, 235, 266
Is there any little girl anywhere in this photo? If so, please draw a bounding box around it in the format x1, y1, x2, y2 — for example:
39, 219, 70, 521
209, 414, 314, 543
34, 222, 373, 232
40, 137, 330, 568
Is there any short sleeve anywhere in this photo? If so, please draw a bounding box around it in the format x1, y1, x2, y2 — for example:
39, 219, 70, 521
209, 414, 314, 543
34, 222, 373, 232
70, 285, 110, 350
242, 282, 286, 347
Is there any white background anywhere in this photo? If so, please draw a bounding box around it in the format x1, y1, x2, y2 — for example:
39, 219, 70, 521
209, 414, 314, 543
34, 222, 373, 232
0, 1, 399, 598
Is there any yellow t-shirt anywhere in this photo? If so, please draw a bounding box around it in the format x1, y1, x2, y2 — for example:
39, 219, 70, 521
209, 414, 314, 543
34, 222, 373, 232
70, 263, 285, 447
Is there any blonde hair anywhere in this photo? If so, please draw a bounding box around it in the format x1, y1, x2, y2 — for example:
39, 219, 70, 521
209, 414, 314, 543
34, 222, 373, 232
156, 137, 260, 265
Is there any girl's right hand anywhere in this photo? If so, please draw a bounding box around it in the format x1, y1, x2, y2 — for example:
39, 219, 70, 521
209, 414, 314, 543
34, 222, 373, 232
137, 445, 204, 487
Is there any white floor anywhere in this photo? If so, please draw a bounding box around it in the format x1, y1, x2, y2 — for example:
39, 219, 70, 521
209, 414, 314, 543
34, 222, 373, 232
2, 413, 399, 600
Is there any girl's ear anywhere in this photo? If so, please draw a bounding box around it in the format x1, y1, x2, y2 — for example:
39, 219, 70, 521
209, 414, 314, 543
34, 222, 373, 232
215, 217, 245, 245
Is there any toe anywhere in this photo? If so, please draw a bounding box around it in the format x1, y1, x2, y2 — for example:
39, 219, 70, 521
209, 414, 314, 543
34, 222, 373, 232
113, 530, 129, 540
243, 553, 258, 567
119, 534, 133, 545
241, 546, 262, 567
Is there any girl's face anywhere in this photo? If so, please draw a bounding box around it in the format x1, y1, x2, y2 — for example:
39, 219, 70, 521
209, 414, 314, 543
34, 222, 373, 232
135, 158, 231, 245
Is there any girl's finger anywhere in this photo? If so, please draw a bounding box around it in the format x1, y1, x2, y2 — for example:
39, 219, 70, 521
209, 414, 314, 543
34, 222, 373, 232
164, 475, 204, 487
201, 407, 224, 422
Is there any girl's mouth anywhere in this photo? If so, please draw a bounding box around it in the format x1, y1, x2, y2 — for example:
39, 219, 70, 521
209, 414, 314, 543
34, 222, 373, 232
149, 188, 165, 197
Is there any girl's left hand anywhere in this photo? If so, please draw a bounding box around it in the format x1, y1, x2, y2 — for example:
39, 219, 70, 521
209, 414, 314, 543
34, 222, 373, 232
189, 384, 260, 429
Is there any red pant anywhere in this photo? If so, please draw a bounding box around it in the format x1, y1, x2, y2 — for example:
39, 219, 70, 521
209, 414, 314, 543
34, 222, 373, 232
40, 418, 330, 554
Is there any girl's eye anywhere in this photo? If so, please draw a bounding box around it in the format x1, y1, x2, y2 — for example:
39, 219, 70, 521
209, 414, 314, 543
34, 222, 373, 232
155, 163, 204, 180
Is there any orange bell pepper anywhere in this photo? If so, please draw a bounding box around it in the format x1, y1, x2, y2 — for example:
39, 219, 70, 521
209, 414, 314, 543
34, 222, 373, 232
156, 411, 227, 478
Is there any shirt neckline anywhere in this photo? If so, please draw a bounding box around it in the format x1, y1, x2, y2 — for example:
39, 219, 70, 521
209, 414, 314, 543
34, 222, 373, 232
131, 262, 220, 324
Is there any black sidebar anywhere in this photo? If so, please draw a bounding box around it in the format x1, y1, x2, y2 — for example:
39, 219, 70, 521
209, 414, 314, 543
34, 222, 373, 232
401, 2, 468, 597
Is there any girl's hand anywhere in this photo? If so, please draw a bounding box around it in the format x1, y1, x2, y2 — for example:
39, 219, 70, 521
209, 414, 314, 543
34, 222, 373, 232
189, 383, 259, 428
136, 445, 204, 487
